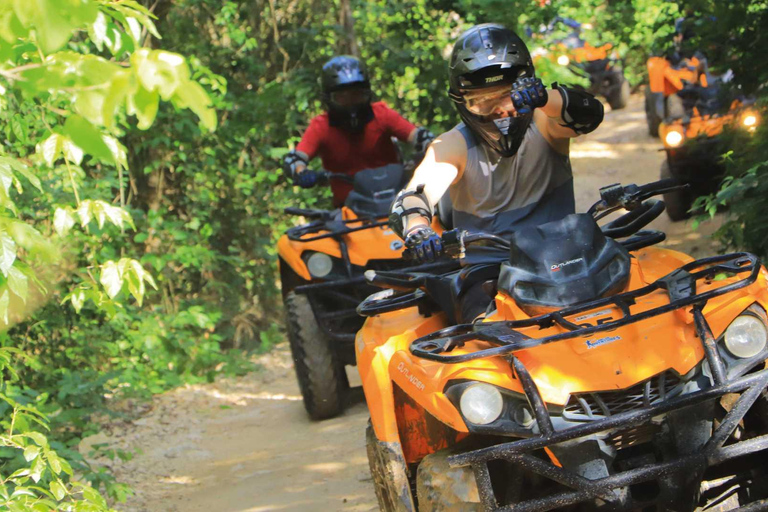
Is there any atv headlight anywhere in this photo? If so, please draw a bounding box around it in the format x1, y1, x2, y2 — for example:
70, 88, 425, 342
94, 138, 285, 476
743, 114, 758, 128
306, 252, 333, 278
724, 314, 768, 359
665, 130, 684, 147
460, 383, 503, 425
557, 55, 570, 66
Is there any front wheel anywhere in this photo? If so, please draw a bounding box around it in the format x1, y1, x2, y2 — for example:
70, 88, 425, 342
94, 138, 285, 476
645, 88, 662, 137
607, 75, 630, 110
284, 291, 348, 420
661, 160, 693, 221
366, 421, 416, 512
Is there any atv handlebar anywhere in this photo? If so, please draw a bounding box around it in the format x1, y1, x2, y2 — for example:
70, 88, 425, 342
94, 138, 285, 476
589, 178, 686, 217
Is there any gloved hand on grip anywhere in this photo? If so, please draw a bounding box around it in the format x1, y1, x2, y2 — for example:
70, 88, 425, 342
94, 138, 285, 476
294, 170, 321, 189
405, 225, 443, 263
511, 77, 548, 115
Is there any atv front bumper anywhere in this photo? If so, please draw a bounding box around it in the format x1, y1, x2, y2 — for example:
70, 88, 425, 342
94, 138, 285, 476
449, 366, 768, 511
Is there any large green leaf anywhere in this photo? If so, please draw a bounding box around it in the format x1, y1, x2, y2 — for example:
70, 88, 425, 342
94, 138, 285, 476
63, 115, 113, 163
0, 228, 16, 276
13, 0, 98, 54
172, 81, 217, 131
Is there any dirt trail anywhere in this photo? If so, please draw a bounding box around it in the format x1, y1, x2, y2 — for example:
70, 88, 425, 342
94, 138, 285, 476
91, 94, 722, 512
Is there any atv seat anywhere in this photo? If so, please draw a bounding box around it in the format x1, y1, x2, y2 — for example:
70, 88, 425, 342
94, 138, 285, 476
344, 164, 405, 218
424, 263, 501, 324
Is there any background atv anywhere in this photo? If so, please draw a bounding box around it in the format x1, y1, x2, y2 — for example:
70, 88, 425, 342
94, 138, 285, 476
536, 17, 630, 110
657, 74, 758, 220
278, 164, 453, 420
356, 180, 768, 511
645, 54, 704, 137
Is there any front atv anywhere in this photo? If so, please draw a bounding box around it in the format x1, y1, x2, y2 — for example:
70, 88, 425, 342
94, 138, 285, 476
278, 165, 452, 419
357, 180, 768, 511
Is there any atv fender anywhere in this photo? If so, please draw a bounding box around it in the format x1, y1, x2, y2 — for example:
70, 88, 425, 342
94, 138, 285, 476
277, 235, 311, 281
357, 311, 451, 444
647, 56, 669, 94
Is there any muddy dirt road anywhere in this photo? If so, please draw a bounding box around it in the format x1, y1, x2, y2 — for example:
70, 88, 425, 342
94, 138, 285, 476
95, 94, 722, 511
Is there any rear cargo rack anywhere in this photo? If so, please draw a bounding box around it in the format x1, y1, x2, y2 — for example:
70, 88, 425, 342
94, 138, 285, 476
410, 252, 760, 364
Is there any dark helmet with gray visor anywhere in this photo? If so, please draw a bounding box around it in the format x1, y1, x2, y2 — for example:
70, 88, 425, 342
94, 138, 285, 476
321, 56, 374, 133
449, 24, 535, 157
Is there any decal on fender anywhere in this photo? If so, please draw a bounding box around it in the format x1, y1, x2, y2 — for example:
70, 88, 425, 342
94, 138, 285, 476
397, 362, 426, 391
585, 335, 621, 349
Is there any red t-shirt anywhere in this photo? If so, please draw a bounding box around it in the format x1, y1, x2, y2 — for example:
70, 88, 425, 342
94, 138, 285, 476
296, 101, 416, 205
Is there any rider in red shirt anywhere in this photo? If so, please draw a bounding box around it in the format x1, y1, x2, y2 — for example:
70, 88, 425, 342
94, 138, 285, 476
284, 56, 434, 206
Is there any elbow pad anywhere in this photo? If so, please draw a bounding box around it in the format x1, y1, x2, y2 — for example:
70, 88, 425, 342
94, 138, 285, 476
283, 149, 309, 179
553, 83, 604, 135
389, 185, 432, 239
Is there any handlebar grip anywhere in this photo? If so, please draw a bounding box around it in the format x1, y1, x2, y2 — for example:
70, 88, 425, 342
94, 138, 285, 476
283, 207, 326, 219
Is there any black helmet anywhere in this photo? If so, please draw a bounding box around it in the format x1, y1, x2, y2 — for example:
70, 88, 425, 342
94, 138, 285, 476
321, 56, 374, 132
448, 24, 535, 157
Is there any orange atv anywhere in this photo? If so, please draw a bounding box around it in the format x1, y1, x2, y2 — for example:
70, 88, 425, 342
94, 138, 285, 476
539, 18, 630, 110
357, 179, 768, 511
278, 165, 453, 420
645, 54, 705, 137
656, 74, 759, 221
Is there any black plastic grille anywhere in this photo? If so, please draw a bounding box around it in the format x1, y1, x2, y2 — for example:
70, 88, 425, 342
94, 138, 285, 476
563, 371, 685, 421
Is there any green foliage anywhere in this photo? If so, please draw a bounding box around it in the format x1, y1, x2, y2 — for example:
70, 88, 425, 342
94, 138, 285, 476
687, 0, 768, 256
0, 0, 226, 507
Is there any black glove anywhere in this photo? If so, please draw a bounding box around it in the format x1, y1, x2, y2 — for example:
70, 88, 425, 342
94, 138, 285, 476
412, 127, 435, 153
405, 226, 443, 263
511, 77, 549, 115
294, 170, 320, 189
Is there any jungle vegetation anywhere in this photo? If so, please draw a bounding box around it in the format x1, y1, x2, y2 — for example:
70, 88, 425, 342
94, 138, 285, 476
0, 0, 764, 508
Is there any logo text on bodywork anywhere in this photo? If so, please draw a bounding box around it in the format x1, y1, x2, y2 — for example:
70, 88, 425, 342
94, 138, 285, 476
585, 335, 621, 349
397, 362, 426, 391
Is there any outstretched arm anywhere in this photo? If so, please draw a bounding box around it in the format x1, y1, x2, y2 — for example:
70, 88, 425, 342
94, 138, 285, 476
390, 129, 466, 236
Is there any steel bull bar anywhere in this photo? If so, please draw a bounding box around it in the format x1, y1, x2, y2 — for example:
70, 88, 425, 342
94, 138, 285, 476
449, 368, 768, 511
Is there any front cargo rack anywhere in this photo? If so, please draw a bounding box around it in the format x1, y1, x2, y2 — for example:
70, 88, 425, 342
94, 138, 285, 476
420, 252, 767, 512
410, 252, 760, 365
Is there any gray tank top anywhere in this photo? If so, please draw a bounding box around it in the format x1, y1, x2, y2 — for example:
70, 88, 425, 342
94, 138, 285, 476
451, 122, 574, 262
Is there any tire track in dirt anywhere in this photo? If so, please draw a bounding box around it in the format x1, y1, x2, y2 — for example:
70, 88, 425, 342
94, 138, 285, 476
92, 93, 722, 511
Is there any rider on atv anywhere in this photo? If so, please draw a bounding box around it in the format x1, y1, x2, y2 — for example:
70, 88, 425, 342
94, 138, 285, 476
389, 23, 604, 322
283, 55, 434, 205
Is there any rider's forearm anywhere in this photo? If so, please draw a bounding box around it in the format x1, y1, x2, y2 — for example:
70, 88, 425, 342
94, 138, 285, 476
540, 86, 564, 119
401, 163, 457, 234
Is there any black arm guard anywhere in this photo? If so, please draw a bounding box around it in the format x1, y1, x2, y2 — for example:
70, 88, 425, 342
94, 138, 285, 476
388, 184, 432, 239
283, 149, 309, 179
553, 83, 604, 135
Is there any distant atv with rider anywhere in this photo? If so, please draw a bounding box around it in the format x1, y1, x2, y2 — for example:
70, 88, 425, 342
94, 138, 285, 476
657, 72, 758, 220
278, 55, 446, 420
535, 16, 630, 110
645, 17, 759, 220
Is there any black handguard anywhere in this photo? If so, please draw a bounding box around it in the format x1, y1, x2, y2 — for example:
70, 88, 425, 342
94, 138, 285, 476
389, 184, 432, 239
552, 82, 604, 135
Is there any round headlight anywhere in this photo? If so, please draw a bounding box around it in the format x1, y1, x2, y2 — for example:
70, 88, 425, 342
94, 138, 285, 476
744, 115, 758, 128
557, 55, 570, 66
724, 315, 768, 359
306, 252, 333, 278
460, 383, 503, 425
665, 130, 684, 147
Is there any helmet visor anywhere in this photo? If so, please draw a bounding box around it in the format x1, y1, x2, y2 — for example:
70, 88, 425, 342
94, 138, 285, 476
462, 84, 515, 117
330, 87, 372, 107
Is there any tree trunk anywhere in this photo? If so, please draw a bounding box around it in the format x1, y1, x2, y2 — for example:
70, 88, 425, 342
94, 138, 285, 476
338, 0, 359, 56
